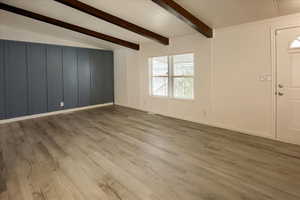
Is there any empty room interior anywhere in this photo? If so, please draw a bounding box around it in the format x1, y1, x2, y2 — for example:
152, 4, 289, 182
2, 0, 300, 199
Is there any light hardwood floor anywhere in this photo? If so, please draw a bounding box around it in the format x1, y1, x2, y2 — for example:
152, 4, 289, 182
1, 105, 300, 200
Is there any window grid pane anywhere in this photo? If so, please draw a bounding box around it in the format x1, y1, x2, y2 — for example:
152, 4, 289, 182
173, 77, 194, 99
152, 77, 168, 96
173, 54, 194, 76
152, 56, 168, 76
150, 54, 194, 99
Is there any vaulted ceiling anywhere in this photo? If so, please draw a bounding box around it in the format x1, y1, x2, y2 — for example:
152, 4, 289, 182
1, 0, 300, 49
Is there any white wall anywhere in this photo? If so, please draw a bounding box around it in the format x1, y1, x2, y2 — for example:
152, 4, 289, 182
0, 24, 104, 49
212, 13, 300, 138
114, 12, 300, 140
115, 34, 212, 124
114, 49, 140, 108
212, 21, 273, 138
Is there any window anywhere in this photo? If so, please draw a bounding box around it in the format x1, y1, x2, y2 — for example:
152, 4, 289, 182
290, 37, 300, 49
150, 53, 194, 99
150, 56, 169, 96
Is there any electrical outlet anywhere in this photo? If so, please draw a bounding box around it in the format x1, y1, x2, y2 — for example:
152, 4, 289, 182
60, 102, 64, 107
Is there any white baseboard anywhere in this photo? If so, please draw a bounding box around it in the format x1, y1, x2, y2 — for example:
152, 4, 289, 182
0, 102, 114, 124
115, 103, 276, 141
205, 121, 275, 140
1, 102, 275, 141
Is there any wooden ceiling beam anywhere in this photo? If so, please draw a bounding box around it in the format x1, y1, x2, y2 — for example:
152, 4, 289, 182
54, 0, 169, 45
152, 0, 213, 38
0, 2, 140, 50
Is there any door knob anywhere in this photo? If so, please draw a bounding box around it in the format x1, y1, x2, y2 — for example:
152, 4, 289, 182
278, 84, 284, 88
277, 92, 284, 96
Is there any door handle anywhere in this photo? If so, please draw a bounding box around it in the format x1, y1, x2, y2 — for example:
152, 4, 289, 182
278, 84, 284, 88
276, 92, 284, 96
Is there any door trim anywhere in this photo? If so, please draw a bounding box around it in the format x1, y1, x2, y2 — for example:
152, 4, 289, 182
271, 23, 300, 141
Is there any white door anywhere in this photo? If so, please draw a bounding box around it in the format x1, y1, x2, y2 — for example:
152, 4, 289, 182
276, 27, 300, 145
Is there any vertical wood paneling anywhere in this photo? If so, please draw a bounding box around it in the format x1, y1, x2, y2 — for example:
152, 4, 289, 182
27, 43, 47, 115
47, 45, 63, 112
104, 51, 114, 103
63, 47, 78, 109
0, 39, 114, 120
90, 49, 105, 105
77, 48, 91, 107
4, 41, 28, 118
0, 41, 5, 119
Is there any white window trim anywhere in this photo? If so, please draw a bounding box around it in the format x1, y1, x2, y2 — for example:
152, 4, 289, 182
168, 56, 173, 98
149, 57, 169, 98
149, 54, 195, 100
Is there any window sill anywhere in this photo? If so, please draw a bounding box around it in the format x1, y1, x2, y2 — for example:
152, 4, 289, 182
149, 95, 195, 102
172, 97, 195, 102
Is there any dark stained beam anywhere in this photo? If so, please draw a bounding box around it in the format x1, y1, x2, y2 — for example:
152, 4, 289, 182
152, 0, 213, 38
0, 2, 140, 50
54, 0, 169, 45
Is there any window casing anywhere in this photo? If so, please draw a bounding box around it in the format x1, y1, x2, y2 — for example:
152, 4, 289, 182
150, 53, 194, 99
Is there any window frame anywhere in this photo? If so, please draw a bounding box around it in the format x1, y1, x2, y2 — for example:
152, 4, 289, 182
149, 53, 195, 100
149, 56, 170, 98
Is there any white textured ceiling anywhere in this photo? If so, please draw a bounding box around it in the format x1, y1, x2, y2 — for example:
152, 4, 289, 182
1, 0, 300, 49
276, 0, 300, 15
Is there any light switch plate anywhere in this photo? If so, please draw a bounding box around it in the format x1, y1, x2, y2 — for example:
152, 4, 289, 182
259, 74, 272, 82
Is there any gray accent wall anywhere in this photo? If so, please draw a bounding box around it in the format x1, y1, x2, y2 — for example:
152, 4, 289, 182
78, 48, 91, 107
47, 45, 63, 112
27, 43, 47, 115
63, 47, 78, 109
104, 51, 114, 103
0, 39, 114, 120
90, 49, 105, 105
5, 41, 28, 118
0, 41, 5, 120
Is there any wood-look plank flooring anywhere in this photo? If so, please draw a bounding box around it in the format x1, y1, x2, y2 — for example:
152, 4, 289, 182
1, 105, 300, 200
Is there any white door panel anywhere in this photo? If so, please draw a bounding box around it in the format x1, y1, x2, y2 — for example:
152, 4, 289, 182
277, 27, 300, 145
